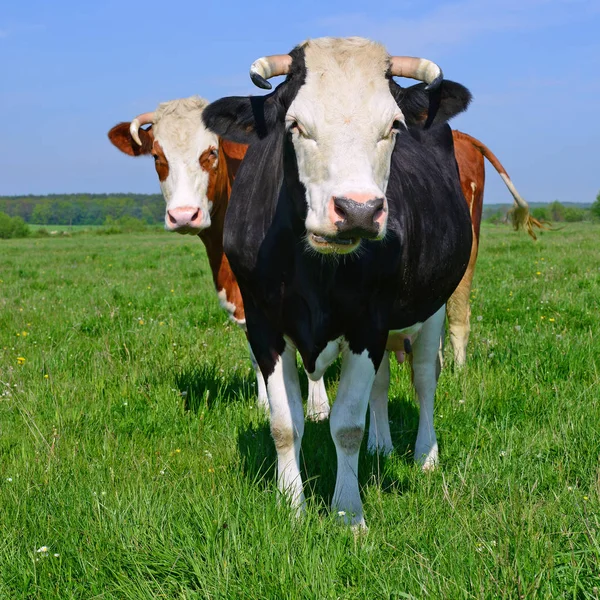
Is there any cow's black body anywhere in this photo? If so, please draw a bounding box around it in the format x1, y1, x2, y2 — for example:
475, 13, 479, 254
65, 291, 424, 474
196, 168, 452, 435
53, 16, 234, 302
208, 112, 472, 378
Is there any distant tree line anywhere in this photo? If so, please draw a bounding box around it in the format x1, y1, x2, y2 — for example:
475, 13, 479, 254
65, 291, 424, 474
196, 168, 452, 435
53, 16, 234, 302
0, 194, 164, 226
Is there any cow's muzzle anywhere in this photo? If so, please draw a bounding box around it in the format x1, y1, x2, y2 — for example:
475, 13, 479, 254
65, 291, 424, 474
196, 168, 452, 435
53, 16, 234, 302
331, 196, 386, 240
165, 206, 210, 234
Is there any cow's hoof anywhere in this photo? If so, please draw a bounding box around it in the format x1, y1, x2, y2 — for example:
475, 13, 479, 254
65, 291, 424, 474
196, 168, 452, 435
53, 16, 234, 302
415, 442, 438, 471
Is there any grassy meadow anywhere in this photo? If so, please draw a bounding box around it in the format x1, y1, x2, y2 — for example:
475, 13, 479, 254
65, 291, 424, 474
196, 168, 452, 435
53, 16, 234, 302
1, 223, 599, 599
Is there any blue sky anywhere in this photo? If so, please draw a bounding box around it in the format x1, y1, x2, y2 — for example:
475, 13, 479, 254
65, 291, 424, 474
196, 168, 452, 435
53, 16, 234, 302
1, 0, 599, 204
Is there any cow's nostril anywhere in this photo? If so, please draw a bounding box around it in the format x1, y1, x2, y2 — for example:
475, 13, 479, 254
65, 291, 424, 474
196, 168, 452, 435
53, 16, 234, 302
373, 202, 384, 223
167, 211, 177, 224
333, 197, 348, 221
191, 209, 200, 222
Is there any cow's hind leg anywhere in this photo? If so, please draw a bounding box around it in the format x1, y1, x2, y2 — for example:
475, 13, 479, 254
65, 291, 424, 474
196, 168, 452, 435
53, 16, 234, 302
266, 341, 305, 512
330, 347, 377, 527
446, 237, 478, 368
367, 351, 392, 455
306, 377, 330, 421
412, 306, 445, 470
248, 342, 269, 411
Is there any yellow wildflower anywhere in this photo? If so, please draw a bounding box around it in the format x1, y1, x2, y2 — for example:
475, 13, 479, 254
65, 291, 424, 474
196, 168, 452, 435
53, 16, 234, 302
138, 320, 145, 325
536, 271, 542, 275
549, 318, 555, 322
44, 374, 49, 379
17, 357, 26, 365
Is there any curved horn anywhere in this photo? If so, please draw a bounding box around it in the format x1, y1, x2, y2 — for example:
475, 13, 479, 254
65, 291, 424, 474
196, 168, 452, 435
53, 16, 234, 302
389, 56, 443, 91
249, 55, 293, 90
129, 112, 155, 146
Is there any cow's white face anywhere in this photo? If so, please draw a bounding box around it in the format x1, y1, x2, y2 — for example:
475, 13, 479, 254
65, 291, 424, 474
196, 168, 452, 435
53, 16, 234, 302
286, 39, 403, 254
152, 98, 220, 234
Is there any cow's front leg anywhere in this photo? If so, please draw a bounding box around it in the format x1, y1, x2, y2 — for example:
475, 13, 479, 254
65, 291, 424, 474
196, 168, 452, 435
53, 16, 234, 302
266, 340, 305, 511
367, 351, 392, 455
412, 306, 446, 470
330, 347, 377, 527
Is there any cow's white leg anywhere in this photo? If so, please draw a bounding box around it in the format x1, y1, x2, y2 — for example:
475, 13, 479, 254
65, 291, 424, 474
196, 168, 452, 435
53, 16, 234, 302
412, 306, 445, 470
305, 340, 339, 420
267, 341, 305, 511
248, 342, 269, 411
367, 351, 392, 455
330, 348, 376, 527
306, 377, 330, 421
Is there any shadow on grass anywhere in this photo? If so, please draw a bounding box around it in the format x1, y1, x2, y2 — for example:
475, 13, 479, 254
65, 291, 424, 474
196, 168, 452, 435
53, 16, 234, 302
175, 364, 255, 412
237, 386, 422, 508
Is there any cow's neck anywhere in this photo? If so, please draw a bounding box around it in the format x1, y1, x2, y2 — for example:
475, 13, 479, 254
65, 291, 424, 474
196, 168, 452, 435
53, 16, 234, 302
197, 146, 244, 321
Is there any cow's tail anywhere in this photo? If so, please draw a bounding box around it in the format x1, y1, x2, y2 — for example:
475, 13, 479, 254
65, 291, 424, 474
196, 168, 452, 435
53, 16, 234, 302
461, 132, 551, 240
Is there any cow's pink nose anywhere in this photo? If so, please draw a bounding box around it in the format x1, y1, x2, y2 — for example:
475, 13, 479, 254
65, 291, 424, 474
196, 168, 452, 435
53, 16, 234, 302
166, 206, 207, 232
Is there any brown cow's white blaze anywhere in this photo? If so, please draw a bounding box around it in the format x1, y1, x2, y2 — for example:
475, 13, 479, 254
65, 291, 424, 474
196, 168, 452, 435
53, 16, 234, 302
285, 39, 404, 254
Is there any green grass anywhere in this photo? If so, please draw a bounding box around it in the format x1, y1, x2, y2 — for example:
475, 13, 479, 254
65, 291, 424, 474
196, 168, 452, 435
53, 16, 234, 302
1, 223, 599, 599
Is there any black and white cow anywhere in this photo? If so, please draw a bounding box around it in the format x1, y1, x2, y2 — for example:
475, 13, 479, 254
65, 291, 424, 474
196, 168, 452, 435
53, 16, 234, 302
204, 37, 473, 526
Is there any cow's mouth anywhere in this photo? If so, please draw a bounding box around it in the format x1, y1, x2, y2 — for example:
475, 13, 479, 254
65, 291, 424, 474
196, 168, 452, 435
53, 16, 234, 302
308, 233, 360, 254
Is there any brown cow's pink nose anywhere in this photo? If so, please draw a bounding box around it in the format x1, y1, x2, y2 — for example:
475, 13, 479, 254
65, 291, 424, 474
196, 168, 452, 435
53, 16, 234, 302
166, 206, 207, 232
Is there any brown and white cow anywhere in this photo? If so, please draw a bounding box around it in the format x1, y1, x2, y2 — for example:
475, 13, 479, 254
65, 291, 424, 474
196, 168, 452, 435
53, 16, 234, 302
107, 97, 330, 418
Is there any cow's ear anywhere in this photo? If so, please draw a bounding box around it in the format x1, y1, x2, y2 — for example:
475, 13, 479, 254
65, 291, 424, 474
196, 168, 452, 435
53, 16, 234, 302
394, 80, 472, 128
107, 122, 154, 156
203, 95, 279, 144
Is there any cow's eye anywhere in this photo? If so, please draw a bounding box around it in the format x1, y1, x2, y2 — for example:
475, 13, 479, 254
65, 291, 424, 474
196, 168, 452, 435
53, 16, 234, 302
380, 120, 403, 142
289, 121, 311, 139
210, 148, 218, 158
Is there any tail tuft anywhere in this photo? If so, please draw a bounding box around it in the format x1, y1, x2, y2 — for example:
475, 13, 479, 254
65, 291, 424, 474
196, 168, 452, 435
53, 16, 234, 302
508, 206, 553, 241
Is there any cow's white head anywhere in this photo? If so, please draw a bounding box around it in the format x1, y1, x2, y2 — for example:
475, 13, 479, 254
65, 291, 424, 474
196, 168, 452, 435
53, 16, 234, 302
204, 37, 471, 255
108, 96, 219, 234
